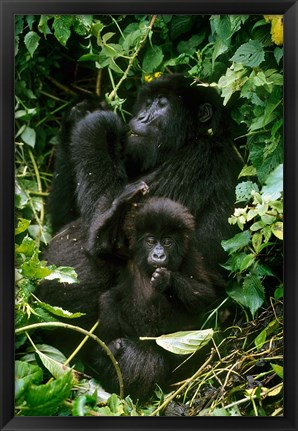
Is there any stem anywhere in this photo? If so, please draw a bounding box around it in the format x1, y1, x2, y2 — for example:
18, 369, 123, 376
220, 383, 283, 412
28, 150, 46, 245
108, 15, 157, 101
150, 349, 216, 416
16, 321, 124, 399
64, 320, 99, 366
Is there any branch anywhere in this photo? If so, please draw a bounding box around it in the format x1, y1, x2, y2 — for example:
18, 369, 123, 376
16, 321, 125, 399
108, 15, 157, 101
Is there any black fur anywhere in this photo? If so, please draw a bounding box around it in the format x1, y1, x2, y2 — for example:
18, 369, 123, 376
40, 74, 242, 400
49, 74, 242, 270
39, 197, 224, 400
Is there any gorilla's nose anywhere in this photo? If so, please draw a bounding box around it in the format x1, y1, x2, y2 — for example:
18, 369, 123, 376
153, 247, 166, 263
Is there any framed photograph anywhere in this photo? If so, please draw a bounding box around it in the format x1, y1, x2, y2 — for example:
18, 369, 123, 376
1, 0, 297, 430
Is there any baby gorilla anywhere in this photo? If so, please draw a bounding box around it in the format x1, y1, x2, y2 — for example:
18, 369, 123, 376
92, 197, 223, 400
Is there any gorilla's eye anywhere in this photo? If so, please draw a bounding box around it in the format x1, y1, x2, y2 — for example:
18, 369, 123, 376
146, 236, 156, 246
158, 96, 168, 107
163, 238, 173, 247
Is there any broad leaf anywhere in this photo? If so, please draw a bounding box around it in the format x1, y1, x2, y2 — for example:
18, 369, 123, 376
24, 31, 40, 56
53, 16, 73, 46
227, 275, 265, 317
142, 46, 164, 73
22, 371, 73, 416
15, 361, 43, 401
140, 329, 214, 355
21, 126, 36, 148
231, 40, 265, 67
262, 164, 283, 200
271, 222, 283, 240
38, 301, 85, 319
45, 266, 79, 284
221, 230, 251, 255
36, 348, 73, 380
235, 181, 259, 203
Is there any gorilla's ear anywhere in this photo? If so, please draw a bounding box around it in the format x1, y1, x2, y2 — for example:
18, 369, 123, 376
198, 102, 213, 123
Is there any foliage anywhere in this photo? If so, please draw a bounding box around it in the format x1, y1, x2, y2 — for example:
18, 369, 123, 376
140, 329, 214, 355
15, 14, 283, 416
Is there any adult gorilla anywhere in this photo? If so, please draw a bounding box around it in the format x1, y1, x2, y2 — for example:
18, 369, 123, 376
49, 74, 242, 271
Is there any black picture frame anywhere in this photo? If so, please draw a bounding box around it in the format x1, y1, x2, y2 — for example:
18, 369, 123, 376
1, 0, 297, 430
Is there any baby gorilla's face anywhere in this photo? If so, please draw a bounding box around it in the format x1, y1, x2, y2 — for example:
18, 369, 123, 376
133, 232, 185, 277
145, 235, 173, 268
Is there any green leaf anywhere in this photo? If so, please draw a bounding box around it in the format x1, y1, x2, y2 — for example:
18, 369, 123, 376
250, 220, 265, 232
16, 236, 35, 257
238, 164, 257, 178
247, 208, 259, 222
239, 253, 255, 272
274, 47, 283, 64
142, 46, 164, 73
24, 31, 40, 56
171, 16, 194, 39
15, 361, 43, 401
38, 301, 85, 319
102, 32, 115, 44
22, 371, 73, 416
255, 263, 275, 277
37, 15, 50, 38
252, 232, 263, 253
242, 275, 265, 317
53, 16, 73, 46
221, 252, 250, 273
261, 214, 276, 225
73, 15, 93, 36
35, 348, 73, 380
262, 164, 283, 200
274, 286, 283, 300
140, 329, 214, 355
32, 344, 68, 363
217, 15, 232, 40
271, 222, 283, 240
177, 34, 205, 55
15, 218, 30, 235
72, 394, 98, 416
78, 53, 99, 62
254, 328, 267, 350
21, 126, 36, 148
107, 393, 124, 414
28, 224, 52, 244
235, 181, 259, 203
15, 16, 24, 36
122, 28, 144, 53
221, 230, 251, 255
212, 39, 229, 69
218, 65, 246, 105
45, 266, 79, 284
20, 251, 52, 280
231, 40, 265, 67
271, 363, 283, 378
227, 274, 265, 317
248, 139, 283, 183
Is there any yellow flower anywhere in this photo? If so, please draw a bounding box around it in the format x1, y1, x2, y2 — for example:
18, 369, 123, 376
144, 74, 153, 83
264, 15, 283, 46
144, 72, 162, 83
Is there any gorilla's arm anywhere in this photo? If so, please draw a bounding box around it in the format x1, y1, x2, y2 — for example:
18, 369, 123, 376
70, 110, 128, 225
86, 181, 149, 257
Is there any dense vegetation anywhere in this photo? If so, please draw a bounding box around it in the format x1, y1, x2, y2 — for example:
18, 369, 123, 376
15, 14, 283, 416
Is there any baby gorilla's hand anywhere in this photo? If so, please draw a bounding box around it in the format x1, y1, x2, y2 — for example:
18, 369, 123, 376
150, 267, 171, 292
